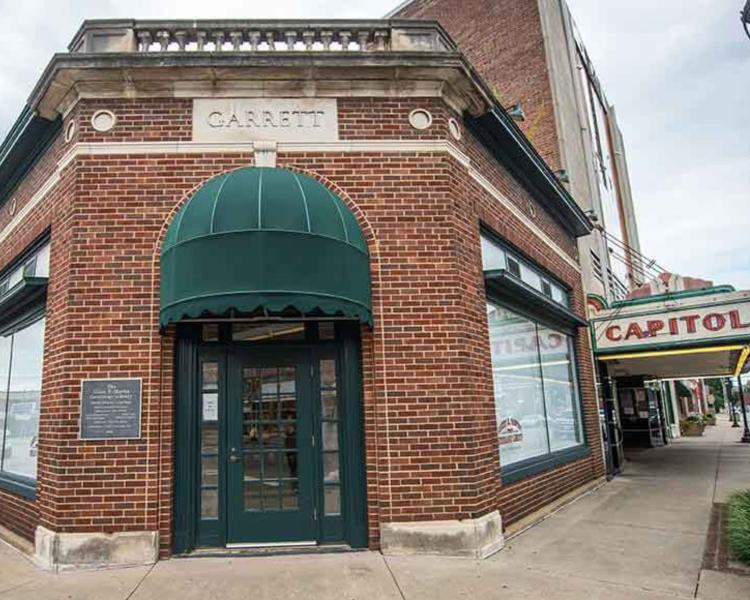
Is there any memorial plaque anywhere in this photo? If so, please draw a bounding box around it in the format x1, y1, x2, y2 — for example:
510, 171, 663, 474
80, 378, 142, 440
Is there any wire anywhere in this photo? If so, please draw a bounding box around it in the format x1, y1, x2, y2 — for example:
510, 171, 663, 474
599, 229, 659, 269
603, 243, 662, 282
600, 229, 669, 275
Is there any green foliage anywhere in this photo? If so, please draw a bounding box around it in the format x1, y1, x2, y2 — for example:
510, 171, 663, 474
683, 414, 707, 425
706, 379, 727, 411
706, 378, 725, 401
728, 490, 750, 564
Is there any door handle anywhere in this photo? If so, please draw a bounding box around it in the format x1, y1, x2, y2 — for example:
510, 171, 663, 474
229, 448, 240, 463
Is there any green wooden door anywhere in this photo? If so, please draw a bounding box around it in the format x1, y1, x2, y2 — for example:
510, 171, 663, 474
226, 349, 316, 544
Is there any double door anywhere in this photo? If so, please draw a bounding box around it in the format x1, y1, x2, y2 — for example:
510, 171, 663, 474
195, 346, 347, 547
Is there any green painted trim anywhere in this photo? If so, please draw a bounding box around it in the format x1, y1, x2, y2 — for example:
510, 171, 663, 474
610, 286, 736, 308
594, 334, 750, 356
480, 224, 572, 296
0, 110, 61, 208
466, 111, 592, 237
501, 445, 590, 485
0, 473, 36, 500
172, 322, 367, 552
339, 322, 368, 548
485, 270, 586, 331
587, 293, 608, 311
173, 327, 200, 555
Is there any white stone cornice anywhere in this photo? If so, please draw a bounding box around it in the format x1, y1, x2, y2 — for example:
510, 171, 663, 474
58, 139, 472, 171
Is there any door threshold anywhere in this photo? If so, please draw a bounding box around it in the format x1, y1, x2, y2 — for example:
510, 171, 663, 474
226, 541, 316, 549
180, 543, 358, 559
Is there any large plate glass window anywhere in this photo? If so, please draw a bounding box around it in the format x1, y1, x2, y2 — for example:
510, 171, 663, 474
0, 315, 46, 481
481, 231, 584, 472
487, 302, 583, 468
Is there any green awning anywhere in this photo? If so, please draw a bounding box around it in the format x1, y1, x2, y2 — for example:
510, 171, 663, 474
160, 167, 372, 327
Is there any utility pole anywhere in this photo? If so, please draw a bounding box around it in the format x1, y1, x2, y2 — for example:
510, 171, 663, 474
737, 374, 750, 442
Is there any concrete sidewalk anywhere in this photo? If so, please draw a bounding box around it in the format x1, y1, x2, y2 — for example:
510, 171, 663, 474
1, 419, 748, 600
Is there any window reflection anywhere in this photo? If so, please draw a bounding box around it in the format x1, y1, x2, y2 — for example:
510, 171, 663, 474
487, 303, 583, 468
0, 317, 45, 480
537, 326, 582, 452
488, 304, 548, 466
232, 323, 305, 342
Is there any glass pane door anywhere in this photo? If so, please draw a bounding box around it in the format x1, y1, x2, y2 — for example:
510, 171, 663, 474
240, 366, 300, 513
227, 350, 315, 544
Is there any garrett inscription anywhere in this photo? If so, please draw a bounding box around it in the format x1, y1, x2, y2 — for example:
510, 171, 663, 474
193, 98, 338, 143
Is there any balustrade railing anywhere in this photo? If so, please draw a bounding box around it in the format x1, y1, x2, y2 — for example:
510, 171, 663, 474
68, 20, 454, 55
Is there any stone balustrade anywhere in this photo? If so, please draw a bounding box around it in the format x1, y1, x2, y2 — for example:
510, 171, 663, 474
68, 20, 455, 55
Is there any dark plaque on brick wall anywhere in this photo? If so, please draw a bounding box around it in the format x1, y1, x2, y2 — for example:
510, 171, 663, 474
79, 378, 142, 440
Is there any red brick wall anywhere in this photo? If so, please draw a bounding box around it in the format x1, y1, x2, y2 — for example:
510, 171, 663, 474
0, 488, 38, 541
395, 0, 563, 171
0, 94, 599, 554
0, 124, 77, 544
446, 134, 603, 527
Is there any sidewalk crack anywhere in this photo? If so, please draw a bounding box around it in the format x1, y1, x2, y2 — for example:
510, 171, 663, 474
124, 562, 157, 600
380, 554, 408, 600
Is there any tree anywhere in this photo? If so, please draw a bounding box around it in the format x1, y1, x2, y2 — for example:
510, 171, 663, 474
706, 378, 726, 412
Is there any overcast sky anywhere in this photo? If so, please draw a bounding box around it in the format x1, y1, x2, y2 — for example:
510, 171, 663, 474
0, 0, 748, 289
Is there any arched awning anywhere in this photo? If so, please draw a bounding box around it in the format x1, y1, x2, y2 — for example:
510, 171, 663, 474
160, 167, 372, 327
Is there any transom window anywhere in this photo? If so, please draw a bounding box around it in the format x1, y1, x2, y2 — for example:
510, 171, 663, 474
0, 242, 50, 298
481, 234, 569, 307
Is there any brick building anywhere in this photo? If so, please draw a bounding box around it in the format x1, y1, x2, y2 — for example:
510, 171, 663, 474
0, 19, 604, 569
390, 0, 644, 302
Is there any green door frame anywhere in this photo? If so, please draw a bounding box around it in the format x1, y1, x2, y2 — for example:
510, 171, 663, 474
172, 321, 368, 554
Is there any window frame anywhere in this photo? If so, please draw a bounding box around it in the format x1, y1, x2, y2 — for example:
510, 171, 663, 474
480, 228, 571, 309
480, 228, 589, 484
0, 305, 46, 499
0, 232, 50, 499
486, 297, 589, 484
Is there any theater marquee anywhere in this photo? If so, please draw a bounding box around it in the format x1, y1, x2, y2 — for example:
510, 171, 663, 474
591, 297, 750, 353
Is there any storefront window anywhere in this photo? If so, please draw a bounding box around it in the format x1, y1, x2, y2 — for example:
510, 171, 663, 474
487, 302, 583, 469
0, 316, 45, 481
537, 324, 582, 453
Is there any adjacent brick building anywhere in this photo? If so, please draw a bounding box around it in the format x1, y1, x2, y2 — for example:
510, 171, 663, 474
391, 0, 644, 303
0, 18, 603, 569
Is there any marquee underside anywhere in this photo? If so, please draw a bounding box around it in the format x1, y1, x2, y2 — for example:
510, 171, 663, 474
599, 344, 749, 379
590, 288, 750, 380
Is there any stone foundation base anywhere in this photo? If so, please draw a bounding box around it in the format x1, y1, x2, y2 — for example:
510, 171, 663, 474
34, 526, 158, 570
380, 510, 504, 559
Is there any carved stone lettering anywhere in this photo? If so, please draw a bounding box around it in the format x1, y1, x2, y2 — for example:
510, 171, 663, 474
193, 98, 338, 143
